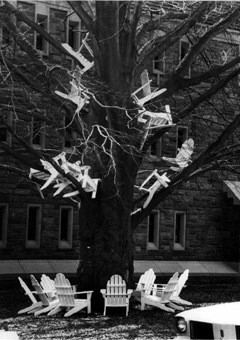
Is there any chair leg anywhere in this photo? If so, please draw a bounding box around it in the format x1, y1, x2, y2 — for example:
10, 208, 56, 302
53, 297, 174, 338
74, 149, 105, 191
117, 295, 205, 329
167, 301, 184, 311
158, 303, 175, 313
35, 301, 59, 316
87, 302, 91, 314
64, 306, 81, 317
18, 302, 42, 314
48, 305, 63, 316
103, 304, 106, 316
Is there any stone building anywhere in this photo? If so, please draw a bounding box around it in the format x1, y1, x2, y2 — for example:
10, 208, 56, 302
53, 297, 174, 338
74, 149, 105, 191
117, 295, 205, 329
0, 0, 240, 272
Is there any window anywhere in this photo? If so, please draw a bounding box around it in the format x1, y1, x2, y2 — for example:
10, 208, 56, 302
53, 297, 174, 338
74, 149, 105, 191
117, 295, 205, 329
179, 40, 191, 77
59, 206, 73, 249
31, 116, 45, 148
63, 116, 76, 149
150, 138, 162, 157
147, 211, 160, 250
174, 211, 186, 250
2, 26, 11, 46
68, 21, 80, 51
0, 204, 8, 248
0, 125, 7, 142
177, 126, 188, 150
0, 112, 12, 145
26, 205, 41, 248
36, 14, 48, 52
153, 53, 165, 85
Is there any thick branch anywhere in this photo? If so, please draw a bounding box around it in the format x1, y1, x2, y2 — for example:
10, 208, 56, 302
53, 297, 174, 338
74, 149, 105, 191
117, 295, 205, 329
3, 0, 88, 67
177, 67, 240, 121
175, 5, 240, 76
136, 1, 213, 77
132, 112, 240, 226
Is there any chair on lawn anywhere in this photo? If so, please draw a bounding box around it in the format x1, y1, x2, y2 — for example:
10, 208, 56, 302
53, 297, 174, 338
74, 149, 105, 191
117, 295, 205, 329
100, 274, 133, 316
143, 272, 181, 312
0, 330, 19, 340
132, 268, 156, 302
157, 269, 192, 306
48, 273, 93, 317
40, 274, 56, 300
18, 277, 42, 314
30, 275, 59, 316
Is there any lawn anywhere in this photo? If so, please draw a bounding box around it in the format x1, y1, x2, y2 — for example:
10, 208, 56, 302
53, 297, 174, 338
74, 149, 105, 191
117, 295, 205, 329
1, 279, 240, 339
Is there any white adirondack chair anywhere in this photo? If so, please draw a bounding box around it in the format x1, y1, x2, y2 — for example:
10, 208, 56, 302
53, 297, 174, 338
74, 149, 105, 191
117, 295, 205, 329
18, 277, 42, 314
162, 138, 194, 172
156, 269, 192, 306
100, 274, 133, 316
55, 82, 89, 114
48, 273, 93, 317
40, 160, 60, 190
138, 105, 175, 129
131, 69, 166, 108
40, 274, 56, 300
132, 268, 156, 302
0, 331, 19, 340
141, 272, 180, 312
62, 33, 94, 74
139, 170, 170, 208
30, 275, 59, 316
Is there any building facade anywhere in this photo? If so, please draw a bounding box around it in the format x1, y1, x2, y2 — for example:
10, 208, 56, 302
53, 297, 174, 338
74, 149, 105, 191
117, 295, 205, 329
1, 1, 240, 271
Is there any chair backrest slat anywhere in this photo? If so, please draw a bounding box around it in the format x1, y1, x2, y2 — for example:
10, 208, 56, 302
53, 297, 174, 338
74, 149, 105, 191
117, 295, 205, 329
160, 272, 179, 304
40, 274, 56, 299
30, 275, 49, 306
18, 277, 37, 304
173, 269, 189, 297
54, 273, 75, 307
106, 275, 128, 305
136, 268, 156, 295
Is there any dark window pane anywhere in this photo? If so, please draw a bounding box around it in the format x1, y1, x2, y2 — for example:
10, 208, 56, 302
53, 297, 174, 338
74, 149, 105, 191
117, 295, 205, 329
36, 17, 46, 51
175, 213, 181, 243
148, 214, 155, 243
2, 26, 10, 45
68, 24, 75, 48
180, 41, 189, 60
0, 206, 4, 240
60, 208, 69, 241
177, 128, 187, 148
28, 207, 38, 241
0, 126, 7, 142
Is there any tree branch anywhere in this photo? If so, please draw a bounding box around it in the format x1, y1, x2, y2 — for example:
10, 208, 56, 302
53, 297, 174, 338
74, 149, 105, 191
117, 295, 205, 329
177, 67, 240, 121
132, 111, 240, 226
135, 1, 213, 77
175, 5, 240, 76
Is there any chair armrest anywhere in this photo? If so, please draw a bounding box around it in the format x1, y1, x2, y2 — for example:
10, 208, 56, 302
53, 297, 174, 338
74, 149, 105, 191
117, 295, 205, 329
74, 290, 93, 295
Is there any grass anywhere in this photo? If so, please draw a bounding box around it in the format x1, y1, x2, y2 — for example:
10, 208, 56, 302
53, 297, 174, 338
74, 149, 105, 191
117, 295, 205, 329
1, 280, 240, 339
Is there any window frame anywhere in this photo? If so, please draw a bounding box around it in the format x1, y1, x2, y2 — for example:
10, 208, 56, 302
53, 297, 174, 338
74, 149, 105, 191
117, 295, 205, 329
59, 206, 73, 249
34, 3, 49, 55
150, 137, 162, 158
173, 211, 186, 251
63, 115, 77, 150
26, 204, 42, 249
0, 204, 8, 248
152, 52, 166, 85
67, 19, 81, 51
0, 111, 12, 146
179, 39, 191, 78
30, 112, 46, 149
147, 210, 160, 250
176, 126, 188, 154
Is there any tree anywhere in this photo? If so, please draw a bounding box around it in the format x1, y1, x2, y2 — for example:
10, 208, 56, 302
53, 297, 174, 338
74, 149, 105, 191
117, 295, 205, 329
1, 0, 240, 295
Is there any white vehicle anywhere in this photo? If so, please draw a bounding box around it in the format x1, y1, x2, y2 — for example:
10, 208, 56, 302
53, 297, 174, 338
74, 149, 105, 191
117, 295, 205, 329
174, 301, 240, 339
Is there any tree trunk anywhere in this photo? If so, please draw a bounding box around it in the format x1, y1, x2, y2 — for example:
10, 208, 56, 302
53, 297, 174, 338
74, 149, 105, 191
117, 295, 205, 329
76, 174, 135, 309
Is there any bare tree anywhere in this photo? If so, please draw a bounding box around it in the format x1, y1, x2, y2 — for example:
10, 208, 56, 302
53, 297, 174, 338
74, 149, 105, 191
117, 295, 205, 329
1, 0, 240, 294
